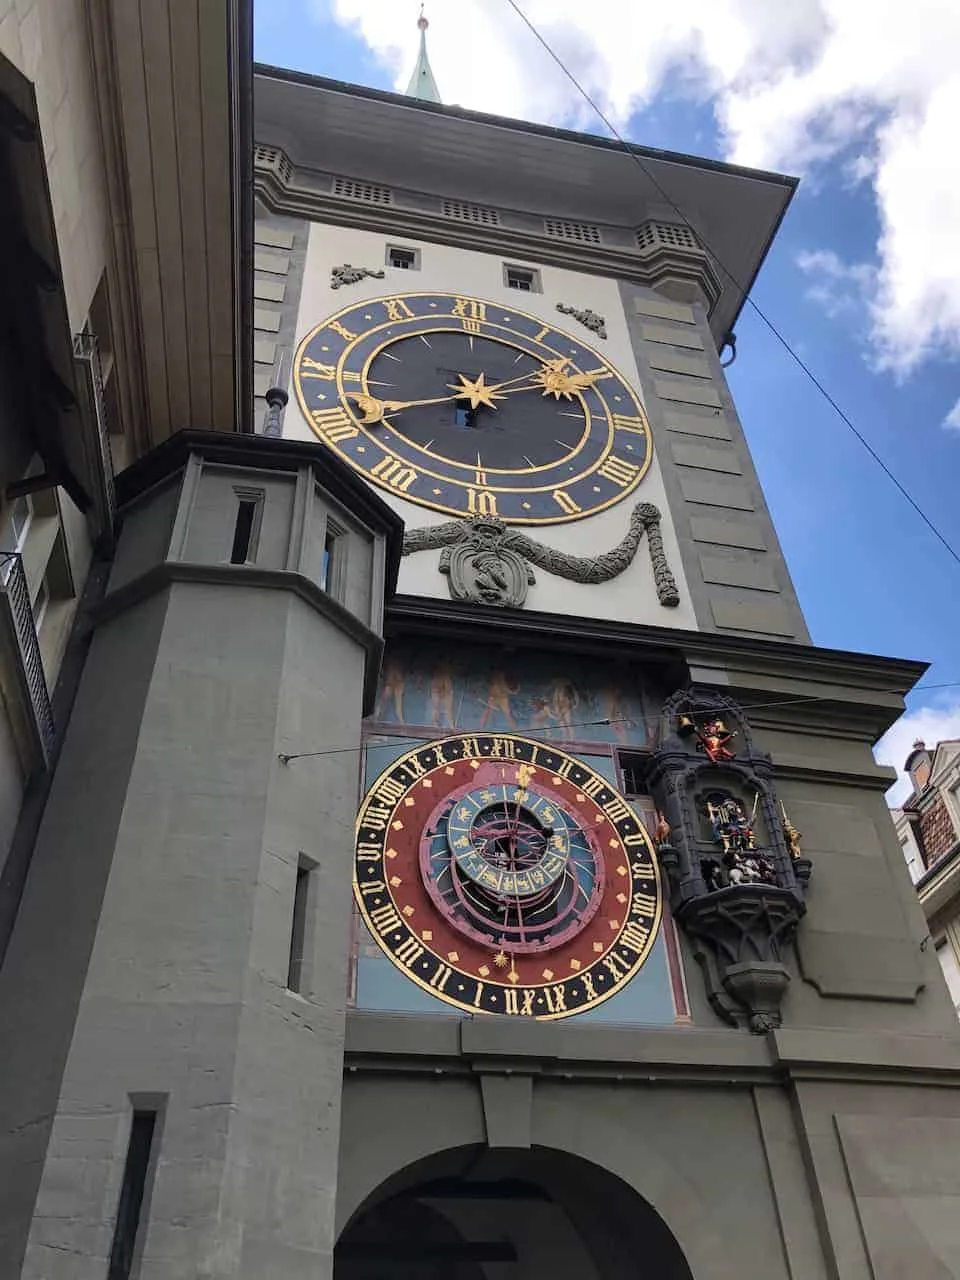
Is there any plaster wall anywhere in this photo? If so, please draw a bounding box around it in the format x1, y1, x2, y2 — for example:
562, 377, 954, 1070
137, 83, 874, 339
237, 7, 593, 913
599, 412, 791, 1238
285, 221, 699, 631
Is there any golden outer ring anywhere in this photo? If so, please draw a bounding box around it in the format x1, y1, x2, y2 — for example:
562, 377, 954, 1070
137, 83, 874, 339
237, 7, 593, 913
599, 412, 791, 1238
293, 292, 653, 526
353, 732, 664, 1021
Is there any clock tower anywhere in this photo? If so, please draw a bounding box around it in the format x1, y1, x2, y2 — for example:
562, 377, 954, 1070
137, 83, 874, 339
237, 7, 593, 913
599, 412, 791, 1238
5, 14, 959, 1280
237, 36, 960, 1278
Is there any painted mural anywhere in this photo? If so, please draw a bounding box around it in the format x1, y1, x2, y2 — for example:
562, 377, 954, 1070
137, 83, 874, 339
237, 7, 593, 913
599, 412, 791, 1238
368, 639, 650, 747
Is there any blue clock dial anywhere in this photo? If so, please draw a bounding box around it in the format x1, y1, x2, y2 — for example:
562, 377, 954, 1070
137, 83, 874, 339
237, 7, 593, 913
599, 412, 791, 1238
293, 291, 653, 524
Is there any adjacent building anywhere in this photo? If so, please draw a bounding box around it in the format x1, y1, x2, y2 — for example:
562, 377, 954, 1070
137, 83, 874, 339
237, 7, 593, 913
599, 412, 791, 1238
894, 738, 960, 1016
1, 7, 960, 1279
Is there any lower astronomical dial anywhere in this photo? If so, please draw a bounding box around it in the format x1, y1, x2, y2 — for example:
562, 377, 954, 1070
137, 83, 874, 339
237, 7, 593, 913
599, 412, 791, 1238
354, 733, 662, 1019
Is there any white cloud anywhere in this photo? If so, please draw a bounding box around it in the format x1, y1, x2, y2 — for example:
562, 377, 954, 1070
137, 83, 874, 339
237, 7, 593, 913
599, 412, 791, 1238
322, 0, 960, 378
943, 398, 960, 432
874, 700, 960, 807
797, 249, 876, 321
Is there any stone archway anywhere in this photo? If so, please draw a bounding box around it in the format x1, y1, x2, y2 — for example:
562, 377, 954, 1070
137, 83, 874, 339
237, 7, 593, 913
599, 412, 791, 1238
335, 1144, 696, 1280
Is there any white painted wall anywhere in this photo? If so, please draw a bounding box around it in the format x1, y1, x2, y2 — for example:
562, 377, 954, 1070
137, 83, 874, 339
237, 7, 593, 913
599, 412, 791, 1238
286, 221, 698, 630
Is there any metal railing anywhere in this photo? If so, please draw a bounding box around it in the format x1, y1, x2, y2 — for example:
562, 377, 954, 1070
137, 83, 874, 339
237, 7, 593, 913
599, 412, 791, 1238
0, 551, 55, 762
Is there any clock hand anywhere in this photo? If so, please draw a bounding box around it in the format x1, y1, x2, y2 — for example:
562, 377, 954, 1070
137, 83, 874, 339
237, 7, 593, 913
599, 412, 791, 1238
350, 389, 465, 425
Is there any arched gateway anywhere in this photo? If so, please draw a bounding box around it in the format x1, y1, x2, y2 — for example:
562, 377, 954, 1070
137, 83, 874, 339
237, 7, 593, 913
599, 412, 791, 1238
335, 1146, 694, 1280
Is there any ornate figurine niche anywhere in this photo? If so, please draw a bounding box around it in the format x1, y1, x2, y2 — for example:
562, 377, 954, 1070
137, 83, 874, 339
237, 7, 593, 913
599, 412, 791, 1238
648, 688, 812, 1034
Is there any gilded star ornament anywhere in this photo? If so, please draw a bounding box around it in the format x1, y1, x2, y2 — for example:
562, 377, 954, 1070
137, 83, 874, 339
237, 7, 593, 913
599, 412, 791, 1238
493, 949, 510, 969
448, 371, 506, 410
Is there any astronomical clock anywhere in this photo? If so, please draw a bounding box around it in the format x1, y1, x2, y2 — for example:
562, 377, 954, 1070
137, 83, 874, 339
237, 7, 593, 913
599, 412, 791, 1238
354, 733, 662, 1019
293, 291, 652, 524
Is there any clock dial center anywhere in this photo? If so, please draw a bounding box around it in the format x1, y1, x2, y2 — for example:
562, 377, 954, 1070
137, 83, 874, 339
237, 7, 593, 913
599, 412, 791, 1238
367, 332, 585, 469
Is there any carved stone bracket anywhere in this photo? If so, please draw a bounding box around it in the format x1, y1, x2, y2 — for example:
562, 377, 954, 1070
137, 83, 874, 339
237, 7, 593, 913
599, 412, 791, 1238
649, 686, 812, 1032
556, 302, 607, 340
330, 264, 385, 289
402, 503, 680, 608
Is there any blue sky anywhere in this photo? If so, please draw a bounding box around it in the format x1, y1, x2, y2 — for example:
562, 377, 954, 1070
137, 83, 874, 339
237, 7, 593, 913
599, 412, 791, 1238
255, 1, 960, 800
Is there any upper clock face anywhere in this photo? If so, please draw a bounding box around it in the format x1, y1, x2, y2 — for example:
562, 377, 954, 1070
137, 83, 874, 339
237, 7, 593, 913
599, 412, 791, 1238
354, 732, 662, 1019
293, 292, 652, 524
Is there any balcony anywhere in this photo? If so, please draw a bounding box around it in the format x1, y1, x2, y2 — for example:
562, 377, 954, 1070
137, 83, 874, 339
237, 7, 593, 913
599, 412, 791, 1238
0, 552, 55, 771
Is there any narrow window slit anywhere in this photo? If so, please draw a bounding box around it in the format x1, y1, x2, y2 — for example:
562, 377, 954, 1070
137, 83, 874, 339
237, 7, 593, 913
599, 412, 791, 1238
287, 858, 312, 992
230, 498, 259, 564
108, 1109, 158, 1280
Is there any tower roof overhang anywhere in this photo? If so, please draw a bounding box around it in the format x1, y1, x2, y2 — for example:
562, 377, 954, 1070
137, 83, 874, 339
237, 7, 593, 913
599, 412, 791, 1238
254, 67, 797, 346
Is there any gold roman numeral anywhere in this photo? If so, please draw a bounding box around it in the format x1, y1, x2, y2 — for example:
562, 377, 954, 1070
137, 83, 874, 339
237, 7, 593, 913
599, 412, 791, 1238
542, 984, 567, 1014
612, 413, 647, 433
374, 776, 406, 806
451, 297, 486, 334
597, 454, 640, 487
312, 407, 359, 443
370, 454, 418, 493
428, 963, 453, 993
383, 297, 415, 321
369, 901, 403, 936
553, 490, 581, 516
395, 936, 424, 967
328, 320, 357, 341
602, 950, 630, 981
301, 359, 361, 382
618, 921, 649, 956
503, 987, 537, 1016
603, 797, 634, 824
467, 488, 498, 516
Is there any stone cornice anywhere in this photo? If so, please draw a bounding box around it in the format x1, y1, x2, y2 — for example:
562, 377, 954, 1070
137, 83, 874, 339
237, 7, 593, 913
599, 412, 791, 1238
343, 1010, 960, 1085
255, 167, 723, 317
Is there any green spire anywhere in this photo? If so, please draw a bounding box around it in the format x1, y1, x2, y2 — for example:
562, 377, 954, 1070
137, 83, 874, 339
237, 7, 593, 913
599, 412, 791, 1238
405, 6, 441, 104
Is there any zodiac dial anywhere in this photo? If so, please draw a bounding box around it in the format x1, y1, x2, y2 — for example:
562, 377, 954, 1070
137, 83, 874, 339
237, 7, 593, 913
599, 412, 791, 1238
354, 733, 662, 1018
293, 292, 652, 524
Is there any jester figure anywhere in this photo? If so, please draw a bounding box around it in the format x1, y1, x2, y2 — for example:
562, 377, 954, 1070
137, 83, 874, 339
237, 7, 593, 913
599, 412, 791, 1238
697, 717, 736, 762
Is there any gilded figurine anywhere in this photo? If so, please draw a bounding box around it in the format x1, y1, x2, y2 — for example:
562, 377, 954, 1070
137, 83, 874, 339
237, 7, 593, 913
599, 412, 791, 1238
707, 795, 755, 855
781, 803, 802, 860
653, 811, 671, 848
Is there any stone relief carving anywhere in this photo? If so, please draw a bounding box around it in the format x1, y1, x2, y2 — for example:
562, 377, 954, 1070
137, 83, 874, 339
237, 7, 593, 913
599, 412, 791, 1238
401, 502, 680, 608
330, 264, 386, 290
648, 687, 813, 1033
556, 302, 608, 340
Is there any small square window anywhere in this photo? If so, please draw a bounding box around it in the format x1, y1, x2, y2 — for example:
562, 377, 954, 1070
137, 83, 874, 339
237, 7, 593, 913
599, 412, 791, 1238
503, 264, 542, 293
387, 245, 419, 271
